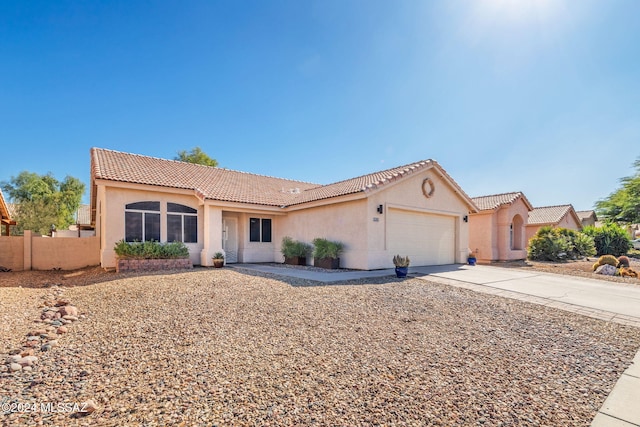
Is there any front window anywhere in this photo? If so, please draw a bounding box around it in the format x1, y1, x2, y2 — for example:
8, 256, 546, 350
249, 218, 272, 242
167, 203, 198, 243
125, 201, 160, 242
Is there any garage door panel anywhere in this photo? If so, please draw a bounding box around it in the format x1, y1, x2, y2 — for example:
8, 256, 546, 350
388, 210, 455, 266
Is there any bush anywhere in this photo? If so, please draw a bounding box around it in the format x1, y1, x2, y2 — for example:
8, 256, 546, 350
280, 236, 312, 258
527, 226, 596, 261
114, 240, 189, 259
312, 238, 344, 259
582, 223, 632, 256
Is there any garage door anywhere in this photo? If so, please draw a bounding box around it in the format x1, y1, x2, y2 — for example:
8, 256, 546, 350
387, 209, 456, 266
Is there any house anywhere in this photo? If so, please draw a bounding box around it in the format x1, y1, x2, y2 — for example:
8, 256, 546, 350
90, 148, 478, 270
575, 210, 598, 227
0, 189, 16, 236
525, 205, 582, 242
468, 192, 533, 262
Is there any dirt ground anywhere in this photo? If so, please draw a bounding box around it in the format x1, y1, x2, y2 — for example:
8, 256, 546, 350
1, 257, 639, 289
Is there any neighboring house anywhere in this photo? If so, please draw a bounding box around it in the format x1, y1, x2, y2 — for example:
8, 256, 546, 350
0, 189, 16, 236
576, 210, 598, 227
468, 192, 533, 262
525, 205, 582, 242
90, 148, 478, 270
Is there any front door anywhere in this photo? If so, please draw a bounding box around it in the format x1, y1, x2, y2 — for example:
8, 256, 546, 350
222, 218, 238, 263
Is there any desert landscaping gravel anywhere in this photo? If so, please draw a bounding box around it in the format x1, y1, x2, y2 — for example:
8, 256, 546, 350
1, 266, 640, 426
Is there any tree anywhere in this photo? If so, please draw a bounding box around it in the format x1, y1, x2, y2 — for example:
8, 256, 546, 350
596, 157, 640, 223
174, 147, 218, 167
1, 171, 85, 235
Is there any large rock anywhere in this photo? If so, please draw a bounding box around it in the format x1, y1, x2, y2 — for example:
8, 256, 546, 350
58, 305, 78, 317
595, 264, 617, 276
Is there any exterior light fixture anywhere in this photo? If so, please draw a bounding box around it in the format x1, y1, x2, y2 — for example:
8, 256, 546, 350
377, 205, 384, 214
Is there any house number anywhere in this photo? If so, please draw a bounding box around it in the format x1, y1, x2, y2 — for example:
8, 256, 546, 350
422, 178, 435, 198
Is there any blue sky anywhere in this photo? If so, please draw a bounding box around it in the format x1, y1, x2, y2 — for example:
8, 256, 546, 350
1, 0, 639, 210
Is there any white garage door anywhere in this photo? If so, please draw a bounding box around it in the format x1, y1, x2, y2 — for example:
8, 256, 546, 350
387, 209, 456, 266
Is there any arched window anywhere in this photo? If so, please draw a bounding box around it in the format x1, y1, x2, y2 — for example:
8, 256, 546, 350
167, 203, 198, 243
511, 214, 524, 250
125, 201, 160, 242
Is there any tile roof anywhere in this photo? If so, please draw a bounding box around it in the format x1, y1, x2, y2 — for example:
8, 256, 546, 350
471, 192, 533, 211
575, 210, 597, 221
528, 205, 576, 225
91, 148, 475, 209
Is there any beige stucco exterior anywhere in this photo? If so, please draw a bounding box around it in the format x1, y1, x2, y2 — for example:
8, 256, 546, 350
94, 166, 475, 270
468, 197, 530, 262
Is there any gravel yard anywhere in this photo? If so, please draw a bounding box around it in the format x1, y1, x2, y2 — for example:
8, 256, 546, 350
1, 267, 640, 426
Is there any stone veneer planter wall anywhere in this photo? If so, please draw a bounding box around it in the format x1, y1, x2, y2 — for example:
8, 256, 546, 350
116, 258, 193, 273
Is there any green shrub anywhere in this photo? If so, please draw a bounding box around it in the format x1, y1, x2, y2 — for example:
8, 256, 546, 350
582, 223, 632, 256
527, 226, 595, 261
312, 238, 344, 259
280, 236, 312, 258
114, 240, 189, 259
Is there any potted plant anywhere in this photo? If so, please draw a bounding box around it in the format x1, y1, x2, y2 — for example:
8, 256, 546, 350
467, 251, 477, 266
393, 255, 410, 278
212, 252, 225, 268
281, 236, 311, 266
312, 238, 344, 269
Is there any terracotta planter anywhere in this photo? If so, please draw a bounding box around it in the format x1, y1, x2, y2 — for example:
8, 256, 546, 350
284, 256, 306, 266
314, 257, 340, 269
212, 259, 224, 268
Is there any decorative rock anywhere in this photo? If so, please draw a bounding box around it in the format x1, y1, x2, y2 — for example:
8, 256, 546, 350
27, 335, 40, 341
595, 264, 617, 276
10, 362, 22, 372
57, 326, 68, 334
28, 329, 47, 337
63, 315, 79, 321
24, 341, 39, 348
20, 349, 34, 357
55, 299, 71, 307
6, 355, 21, 364
0, 365, 7, 373
47, 340, 59, 347
41, 344, 52, 352
22, 366, 33, 372
59, 305, 78, 317
51, 320, 63, 327
20, 356, 38, 367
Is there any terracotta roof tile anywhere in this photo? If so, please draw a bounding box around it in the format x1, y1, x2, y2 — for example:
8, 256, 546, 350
91, 148, 476, 209
528, 205, 575, 225
471, 192, 532, 211
575, 210, 597, 221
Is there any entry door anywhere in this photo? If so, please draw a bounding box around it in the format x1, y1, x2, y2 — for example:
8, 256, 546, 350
222, 218, 238, 263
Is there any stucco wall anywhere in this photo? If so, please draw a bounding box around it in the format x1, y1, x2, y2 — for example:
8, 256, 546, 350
277, 200, 368, 269
468, 212, 495, 261
0, 236, 24, 271
31, 236, 100, 270
98, 184, 204, 268
0, 234, 99, 271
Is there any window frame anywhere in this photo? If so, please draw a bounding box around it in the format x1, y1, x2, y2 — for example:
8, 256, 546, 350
249, 217, 272, 243
124, 202, 161, 242
167, 203, 198, 243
